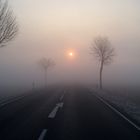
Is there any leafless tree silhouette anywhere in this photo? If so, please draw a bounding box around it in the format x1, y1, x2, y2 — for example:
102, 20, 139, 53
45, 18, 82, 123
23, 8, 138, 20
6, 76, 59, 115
0, 0, 18, 47
90, 36, 115, 89
38, 58, 55, 87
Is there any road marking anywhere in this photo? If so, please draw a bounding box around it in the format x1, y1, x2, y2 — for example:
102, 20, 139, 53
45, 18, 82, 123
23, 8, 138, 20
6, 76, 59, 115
0, 97, 14, 104
48, 106, 59, 118
64, 90, 66, 94
0, 95, 26, 107
60, 94, 64, 101
57, 102, 64, 108
60, 90, 66, 101
90, 90, 140, 131
48, 102, 64, 119
38, 129, 47, 140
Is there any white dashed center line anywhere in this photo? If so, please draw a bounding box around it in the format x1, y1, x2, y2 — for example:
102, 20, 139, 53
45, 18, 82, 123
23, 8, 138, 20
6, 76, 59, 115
60, 94, 64, 101
48, 106, 59, 118
38, 129, 48, 140
48, 102, 64, 119
38, 102, 64, 139
58, 102, 64, 108
60, 90, 66, 101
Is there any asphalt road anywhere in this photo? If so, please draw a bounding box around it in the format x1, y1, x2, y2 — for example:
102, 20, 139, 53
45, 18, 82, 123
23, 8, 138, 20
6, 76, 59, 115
0, 86, 139, 140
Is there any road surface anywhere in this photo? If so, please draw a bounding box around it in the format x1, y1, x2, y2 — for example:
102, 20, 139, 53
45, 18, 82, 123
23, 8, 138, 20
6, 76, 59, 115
0, 86, 139, 140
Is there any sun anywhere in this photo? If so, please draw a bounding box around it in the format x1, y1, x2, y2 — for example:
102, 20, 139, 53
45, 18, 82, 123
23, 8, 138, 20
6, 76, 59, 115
66, 49, 76, 59
69, 52, 73, 56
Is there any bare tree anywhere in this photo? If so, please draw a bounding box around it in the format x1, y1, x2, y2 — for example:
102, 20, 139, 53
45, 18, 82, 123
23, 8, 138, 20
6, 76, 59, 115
90, 36, 115, 89
38, 57, 55, 87
0, 0, 18, 47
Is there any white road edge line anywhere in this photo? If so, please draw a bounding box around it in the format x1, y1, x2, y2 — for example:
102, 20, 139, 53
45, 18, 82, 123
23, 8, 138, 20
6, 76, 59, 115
0, 95, 26, 107
90, 90, 140, 131
48, 102, 64, 119
38, 129, 48, 140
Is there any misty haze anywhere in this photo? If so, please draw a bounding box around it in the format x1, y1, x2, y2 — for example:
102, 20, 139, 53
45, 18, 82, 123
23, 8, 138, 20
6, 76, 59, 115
0, 0, 140, 140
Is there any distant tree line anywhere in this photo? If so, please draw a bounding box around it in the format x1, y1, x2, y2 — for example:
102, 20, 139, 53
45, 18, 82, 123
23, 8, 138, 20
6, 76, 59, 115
0, 0, 115, 90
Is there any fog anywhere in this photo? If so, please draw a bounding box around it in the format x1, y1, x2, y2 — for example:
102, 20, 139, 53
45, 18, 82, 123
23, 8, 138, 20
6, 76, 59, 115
0, 0, 140, 90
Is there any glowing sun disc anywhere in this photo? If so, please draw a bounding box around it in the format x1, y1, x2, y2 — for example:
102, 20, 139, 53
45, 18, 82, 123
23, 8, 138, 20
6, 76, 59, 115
69, 52, 73, 56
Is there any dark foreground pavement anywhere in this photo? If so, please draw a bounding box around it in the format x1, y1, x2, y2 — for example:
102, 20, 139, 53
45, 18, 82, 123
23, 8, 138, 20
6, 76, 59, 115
0, 86, 139, 140
45, 87, 140, 140
0, 87, 64, 140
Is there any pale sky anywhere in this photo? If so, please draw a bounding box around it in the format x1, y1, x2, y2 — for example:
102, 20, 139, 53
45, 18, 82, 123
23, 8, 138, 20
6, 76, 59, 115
0, 0, 140, 88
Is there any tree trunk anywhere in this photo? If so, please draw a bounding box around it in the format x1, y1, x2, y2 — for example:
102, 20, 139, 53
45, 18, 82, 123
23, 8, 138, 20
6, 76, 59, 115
44, 70, 47, 87
99, 61, 103, 89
